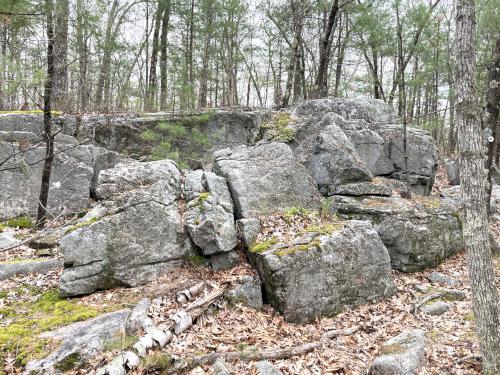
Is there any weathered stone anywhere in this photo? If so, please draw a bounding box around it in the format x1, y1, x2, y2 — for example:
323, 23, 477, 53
213, 358, 232, 375
330, 195, 463, 272
0, 230, 20, 251
0, 258, 63, 281
251, 220, 395, 322
427, 272, 458, 287
444, 159, 460, 185
255, 360, 283, 375
291, 98, 397, 124
330, 181, 392, 197
237, 218, 261, 248
421, 301, 450, 316
210, 250, 240, 270
25, 309, 131, 374
369, 329, 427, 375
292, 113, 373, 193
440, 185, 497, 214
0, 141, 93, 220
59, 160, 192, 297
185, 171, 237, 255
213, 142, 321, 218
0, 130, 40, 143
225, 275, 263, 309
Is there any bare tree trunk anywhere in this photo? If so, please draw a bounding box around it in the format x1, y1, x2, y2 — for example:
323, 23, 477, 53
52, 0, 69, 111
311, 0, 340, 98
159, 1, 171, 111
37, 0, 56, 229
198, 0, 214, 109
455, 1, 500, 373
485, 38, 500, 202
146, 0, 163, 111
76, 0, 88, 113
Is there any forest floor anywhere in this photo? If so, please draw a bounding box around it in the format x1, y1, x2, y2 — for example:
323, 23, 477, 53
1, 160, 499, 375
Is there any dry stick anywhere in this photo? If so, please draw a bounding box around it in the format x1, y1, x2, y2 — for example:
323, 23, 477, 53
169, 326, 359, 374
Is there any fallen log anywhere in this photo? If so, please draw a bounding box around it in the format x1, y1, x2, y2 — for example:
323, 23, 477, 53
169, 326, 359, 373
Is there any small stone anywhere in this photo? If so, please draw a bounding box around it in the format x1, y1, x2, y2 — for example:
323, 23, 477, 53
421, 301, 450, 316
255, 360, 282, 375
414, 284, 429, 293
427, 272, 458, 287
369, 329, 427, 375
0, 230, 20, 251
225, 275, 263, 309
213, 358, 231, 375
440, 288, 466, 301
210, 250, 240, 270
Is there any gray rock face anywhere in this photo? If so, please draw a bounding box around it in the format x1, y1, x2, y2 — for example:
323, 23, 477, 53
185, 170, 237, 255
251, 220, 395, 322
421, 301, 450, 316
0, 230, 20, 251
0, 141, 93, 220
369, 329, 427, 375
0, 258, 62, 281
0, 137, 125, 221
213, 142, 322, 218
331, 195, 463, 272
59, 160, 192, 297
237, 218, 262, 248
225, 275, 263, 309
329, 181, 392, 197
289, 98, 438, 196
210, 251, 240, 270
440, 185, 498, 214
25, 309, 131, 374
293, 113, 373, 193
444, 159, 460, 185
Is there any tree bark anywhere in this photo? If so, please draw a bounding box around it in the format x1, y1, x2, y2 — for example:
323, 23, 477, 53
52, 0, 69, 111
37, 0, 55, 229
485, 38, 500, 203
311, 0, 340, 98
455, 1, 500, 373
159, 1, 171, 111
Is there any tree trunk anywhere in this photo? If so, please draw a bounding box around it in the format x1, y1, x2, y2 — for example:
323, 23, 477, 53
159, 1, 171, 111
52, 0, 69, 111
37, 0, 56, 229
455, 1, 500, 373
485, 38, 500, 202
311, 0, 340, 98
75, 0, 88, 113
146, 0, 164, 111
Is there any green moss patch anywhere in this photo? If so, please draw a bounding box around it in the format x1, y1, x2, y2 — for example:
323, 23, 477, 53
0, 289, 101, 367
304, 222, 343, 235
2, 216, 33, 229
142, 352, 172, 372
380, 343, 406, 355
275, 240, 321, 257
262, 112, 295, 142
0, 110, 62, 116
65, 217, 99, 234
250, 238, 279, 253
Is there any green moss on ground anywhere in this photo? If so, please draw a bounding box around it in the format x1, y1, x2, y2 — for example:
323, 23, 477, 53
0, 289, 101, 367
380, 343, 406, 355
2, 216, 33, 229
142, 352, 172, 372
283, 207, 310, 224
0, 257, 46, 265
184, 255, 206, 266
250, 238, 279, 253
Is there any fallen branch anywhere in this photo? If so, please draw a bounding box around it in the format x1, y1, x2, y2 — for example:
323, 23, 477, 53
169, 326, 359, 373
412, 292, 443, 313
95, 283, 229, 375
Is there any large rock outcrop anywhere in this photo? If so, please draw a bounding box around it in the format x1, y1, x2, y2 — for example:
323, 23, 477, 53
59, 160, 193, 296
330, 195, 463, 272
250, 220, 396, 322
213, 142, 322, 218
290, 98, 438, 195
